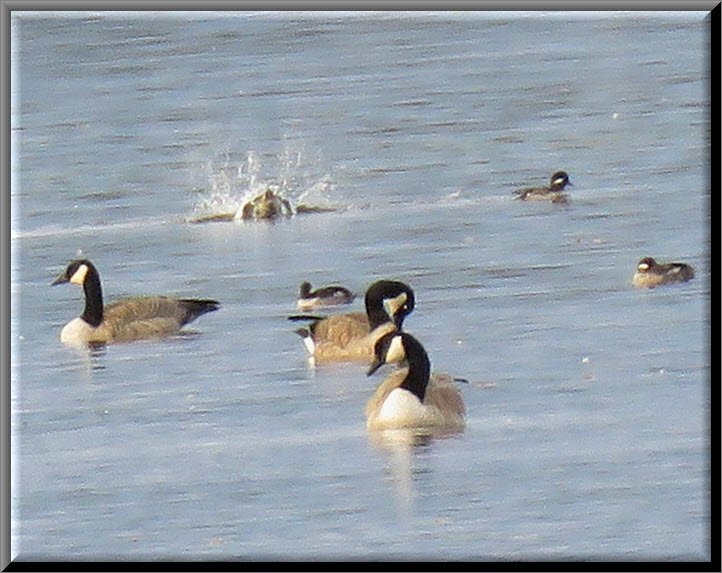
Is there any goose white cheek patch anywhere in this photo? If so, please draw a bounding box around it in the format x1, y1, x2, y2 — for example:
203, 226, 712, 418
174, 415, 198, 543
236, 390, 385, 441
69, 264, 89, 285
384, 292, 407, 318
385, 335, 406, 364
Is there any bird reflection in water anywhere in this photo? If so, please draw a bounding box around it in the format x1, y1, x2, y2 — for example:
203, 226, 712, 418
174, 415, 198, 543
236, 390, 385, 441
367, 427, 463, 523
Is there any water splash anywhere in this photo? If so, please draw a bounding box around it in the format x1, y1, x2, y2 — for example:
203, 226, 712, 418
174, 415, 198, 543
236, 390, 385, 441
193, 147, 337, 217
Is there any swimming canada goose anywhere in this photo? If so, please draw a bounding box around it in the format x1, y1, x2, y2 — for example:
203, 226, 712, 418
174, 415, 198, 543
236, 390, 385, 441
296, 281, 356, 311
240, 187, 293, 220
290, 279, 415, 363
632, 257, 695, 288
514, 170, 572, 204
51, 259, 220, 346
365, 332, 466, 431
188, 183, 344, 224
189, 186, 293, 223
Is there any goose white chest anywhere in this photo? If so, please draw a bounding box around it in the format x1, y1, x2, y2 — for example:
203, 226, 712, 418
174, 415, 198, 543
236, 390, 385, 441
59, 317, 98, 346
376, 387, 431, 427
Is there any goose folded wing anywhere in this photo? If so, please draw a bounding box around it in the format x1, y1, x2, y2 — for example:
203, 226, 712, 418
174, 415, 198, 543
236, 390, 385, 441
311, 312, 369, 347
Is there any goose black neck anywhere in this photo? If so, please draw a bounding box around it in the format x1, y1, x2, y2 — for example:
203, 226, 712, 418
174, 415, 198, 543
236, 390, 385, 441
81, 267, 104, 327
365, 289, 391, 329
366, 300, 391, 329
399, 335, 431, 402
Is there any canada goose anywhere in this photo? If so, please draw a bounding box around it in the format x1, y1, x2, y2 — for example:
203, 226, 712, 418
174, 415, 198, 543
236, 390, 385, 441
189, 186, 293, 223
296, 281, 356, 311
290, 279, 415, 363
51, 259, 220, 346
240, 187, 293, 220
514, 170, 572, 204
365, 332, 466, 431
188, 182, 345, 224
632, 257, 695, 288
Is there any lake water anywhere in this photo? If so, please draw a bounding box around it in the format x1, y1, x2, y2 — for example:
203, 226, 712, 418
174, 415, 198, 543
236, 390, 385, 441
9, 10, 711, 561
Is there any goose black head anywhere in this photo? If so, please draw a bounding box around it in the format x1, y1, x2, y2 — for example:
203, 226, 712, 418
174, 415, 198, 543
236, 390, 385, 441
52, 259, 97, 287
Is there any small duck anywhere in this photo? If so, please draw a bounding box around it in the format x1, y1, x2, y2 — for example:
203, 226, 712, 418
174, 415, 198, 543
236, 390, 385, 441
514, 170, 572, 204
365, 332, 466, 431
632, 257, 695, 288
297, 281, 356, 311
289, 280, 415, 363
52, 259, 220, 346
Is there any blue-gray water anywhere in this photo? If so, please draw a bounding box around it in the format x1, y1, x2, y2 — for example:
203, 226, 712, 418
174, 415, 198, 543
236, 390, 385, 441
10, 11, 710, 560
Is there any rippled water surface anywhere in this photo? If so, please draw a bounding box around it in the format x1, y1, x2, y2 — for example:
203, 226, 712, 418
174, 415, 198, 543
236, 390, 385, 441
10, 11, 710, 561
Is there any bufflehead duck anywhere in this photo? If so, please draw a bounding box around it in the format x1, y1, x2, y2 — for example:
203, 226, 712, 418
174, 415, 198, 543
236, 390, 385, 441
296, 281, 356, 311
514, 170, 572, 204
632, 257, 694, 288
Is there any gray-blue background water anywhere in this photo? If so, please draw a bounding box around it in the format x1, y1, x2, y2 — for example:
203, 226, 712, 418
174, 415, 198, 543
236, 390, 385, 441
10, 11, 710, 560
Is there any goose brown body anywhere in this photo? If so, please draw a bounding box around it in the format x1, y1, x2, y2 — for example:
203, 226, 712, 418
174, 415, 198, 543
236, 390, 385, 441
312, 322, 398, 363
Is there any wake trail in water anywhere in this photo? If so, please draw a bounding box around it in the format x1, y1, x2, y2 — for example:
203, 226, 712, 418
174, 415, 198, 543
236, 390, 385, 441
12, 214, 180, 241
